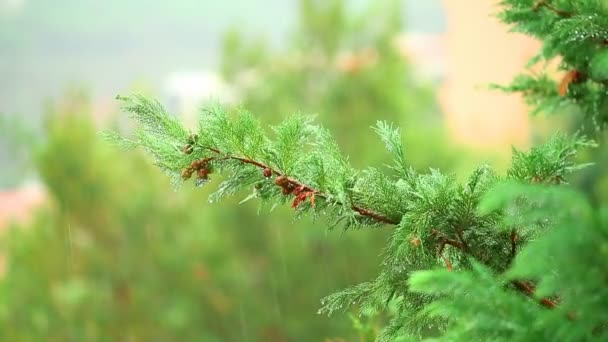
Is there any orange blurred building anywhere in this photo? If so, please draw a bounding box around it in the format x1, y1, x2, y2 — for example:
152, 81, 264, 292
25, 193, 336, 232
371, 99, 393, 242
440, 0, 540, 151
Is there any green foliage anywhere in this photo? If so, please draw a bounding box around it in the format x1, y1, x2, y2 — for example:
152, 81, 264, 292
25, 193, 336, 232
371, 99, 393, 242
589, 49, 608, 80
497, 0, 608, 206
496, 0, 608, 129
507, 133, 595, 182
110, 90, 592, 339
409, 261, 546, 341
373, 121, 409, 177
36, 0, 606, 341
113, 96, 372, 229
398, 1, 608, 340
410, 184, 608, 341
0, 98, 391, 341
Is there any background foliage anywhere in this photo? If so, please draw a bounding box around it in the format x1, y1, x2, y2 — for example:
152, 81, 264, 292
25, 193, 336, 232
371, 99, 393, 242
107, 0, 608, 340
4, 0, 605, 341
0, 1, 462, 341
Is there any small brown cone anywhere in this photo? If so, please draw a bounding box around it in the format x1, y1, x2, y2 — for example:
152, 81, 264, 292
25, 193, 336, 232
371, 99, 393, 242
197, 168, 209, 180
181, 168, 193, 180
410, 237, 421, 247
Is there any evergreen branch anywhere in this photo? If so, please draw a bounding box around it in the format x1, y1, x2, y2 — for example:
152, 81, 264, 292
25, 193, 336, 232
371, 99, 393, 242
200, 146, 399, 225
434, 226, 558, 310
352, 206, 399, 225
511, 280, 558, 309
431, 229, 464, 272
112, 92, 594, 340
431, 229, 465, 252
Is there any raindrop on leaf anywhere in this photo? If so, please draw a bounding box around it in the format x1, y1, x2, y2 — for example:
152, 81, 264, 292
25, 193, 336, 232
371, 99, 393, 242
196, 178, 210, 187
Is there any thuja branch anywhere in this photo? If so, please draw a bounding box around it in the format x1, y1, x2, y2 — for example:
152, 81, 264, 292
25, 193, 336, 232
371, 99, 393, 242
508, 228, 558, 310
511, 280, 558, 309
351, 207, 399, 225
114, 96, 591, 336
430, 229, 465, 272
429, 227, 558, 309
182, 143, 399, 225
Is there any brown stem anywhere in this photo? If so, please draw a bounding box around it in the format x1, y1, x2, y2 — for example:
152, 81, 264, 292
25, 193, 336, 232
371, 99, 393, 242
533, 0, 573, 17
432, 229, 465, 252
352, 207, 398, 225
199, 147, 398, 225
431, 226, 558, 311
507, 231, 560, 310
232, 156, 280, 174
511, 280, 558, 309
442, 256, 453, 272
431, 229, 465, 271
510, 229, 518, 261
455, 226, 469, 251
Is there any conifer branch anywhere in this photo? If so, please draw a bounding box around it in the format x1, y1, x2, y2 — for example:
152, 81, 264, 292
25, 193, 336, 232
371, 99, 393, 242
433, 226, 559, 310
195, 146, 399, 225
351, 207, 399, 225
431, 229, 464, 271
507, 231, 559, 310
431, 229, 465, 252
511, 280, 558, 309
441, 256, 454, 272
112, 90, 595, 339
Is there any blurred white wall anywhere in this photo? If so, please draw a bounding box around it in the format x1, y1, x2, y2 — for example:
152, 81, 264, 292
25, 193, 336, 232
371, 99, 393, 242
163, 70, 235, 127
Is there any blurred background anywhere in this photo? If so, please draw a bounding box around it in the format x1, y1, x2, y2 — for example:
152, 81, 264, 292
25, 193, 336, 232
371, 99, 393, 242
0, 0, 596, 341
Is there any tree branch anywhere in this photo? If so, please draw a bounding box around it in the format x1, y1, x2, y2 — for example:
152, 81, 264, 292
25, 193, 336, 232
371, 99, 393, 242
430, 229, 465, 271
511, 280, 558, 309
194, 146, 399, 225
431, 229, 465, 252
201, 141, 562, 312
430, 226, 558, 310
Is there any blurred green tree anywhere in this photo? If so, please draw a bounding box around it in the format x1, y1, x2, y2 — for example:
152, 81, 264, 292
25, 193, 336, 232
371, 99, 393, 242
0, 1, 457, 341
0, 94, 384, 341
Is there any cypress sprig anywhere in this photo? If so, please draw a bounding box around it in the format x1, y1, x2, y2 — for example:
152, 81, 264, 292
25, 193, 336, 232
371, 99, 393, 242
107, 93, 592, 340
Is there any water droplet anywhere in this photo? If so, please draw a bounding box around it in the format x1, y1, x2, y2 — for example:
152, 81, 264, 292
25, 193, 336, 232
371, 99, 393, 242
196, 178, 209, 187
